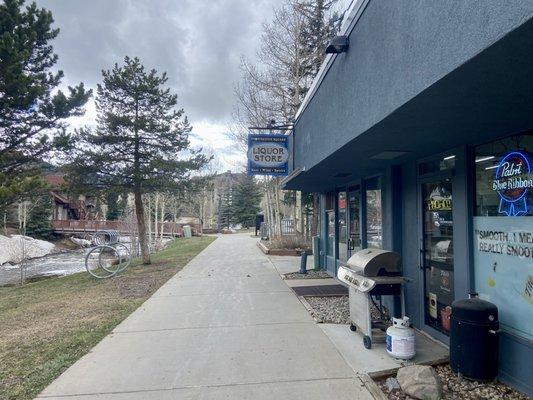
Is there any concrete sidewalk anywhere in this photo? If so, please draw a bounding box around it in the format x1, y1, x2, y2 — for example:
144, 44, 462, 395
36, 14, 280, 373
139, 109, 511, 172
38, 234, 372, 400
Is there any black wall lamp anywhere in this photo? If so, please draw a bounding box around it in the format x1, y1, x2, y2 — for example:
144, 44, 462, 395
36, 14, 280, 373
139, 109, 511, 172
325, 35, 349, 54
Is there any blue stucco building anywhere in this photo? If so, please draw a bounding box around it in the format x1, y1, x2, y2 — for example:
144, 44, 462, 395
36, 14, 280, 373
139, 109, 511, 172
283, 1, 533, 394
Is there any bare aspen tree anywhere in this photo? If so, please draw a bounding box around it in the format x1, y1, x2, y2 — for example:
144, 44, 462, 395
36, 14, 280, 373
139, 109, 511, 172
154, 193, 158, 243
160, 193, 166, 243
17, 200, 29, 284
15, 198, 44, 284
232, 0, 342, 239
146, 194, 152, 250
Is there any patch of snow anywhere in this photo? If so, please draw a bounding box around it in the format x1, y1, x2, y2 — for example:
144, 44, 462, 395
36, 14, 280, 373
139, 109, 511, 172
44, 267, 85, 275
70, 237, 92, 247
1, 263, 20, 270
0, 235, 56, 266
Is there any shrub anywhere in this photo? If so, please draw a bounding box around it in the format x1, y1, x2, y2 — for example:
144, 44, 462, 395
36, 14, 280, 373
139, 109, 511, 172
267, 234, 311, 250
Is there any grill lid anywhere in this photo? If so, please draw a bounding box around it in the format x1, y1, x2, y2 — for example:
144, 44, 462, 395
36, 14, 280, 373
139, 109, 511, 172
452, 297, 498, 324
346, 248, 401, 276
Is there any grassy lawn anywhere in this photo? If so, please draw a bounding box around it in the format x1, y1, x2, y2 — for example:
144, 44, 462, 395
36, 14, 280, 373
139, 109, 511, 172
0, 236, 215, 400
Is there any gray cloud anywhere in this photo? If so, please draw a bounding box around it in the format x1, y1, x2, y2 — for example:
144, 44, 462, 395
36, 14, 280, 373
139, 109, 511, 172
36, 0, 282, 124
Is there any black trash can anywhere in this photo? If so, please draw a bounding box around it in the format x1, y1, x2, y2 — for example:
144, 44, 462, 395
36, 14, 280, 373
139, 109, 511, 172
450, 294, 499, 381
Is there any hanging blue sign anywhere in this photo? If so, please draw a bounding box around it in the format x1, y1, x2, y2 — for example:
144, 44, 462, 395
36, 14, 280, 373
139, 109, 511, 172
247, 134, 289, 176
492, 151, 533, 216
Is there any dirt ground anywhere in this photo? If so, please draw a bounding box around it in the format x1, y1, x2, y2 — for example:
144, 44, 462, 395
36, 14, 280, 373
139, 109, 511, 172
0, 236, 215, 400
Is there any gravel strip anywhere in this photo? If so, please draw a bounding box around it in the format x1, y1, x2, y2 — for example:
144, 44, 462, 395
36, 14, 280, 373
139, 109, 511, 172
302, 294, 390, 324
304, 295, 350, 324
376, 364, 529, 400
284, 270, 332, 279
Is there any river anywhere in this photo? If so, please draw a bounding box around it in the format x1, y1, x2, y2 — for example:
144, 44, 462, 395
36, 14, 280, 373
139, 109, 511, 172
0, 249, 89, 286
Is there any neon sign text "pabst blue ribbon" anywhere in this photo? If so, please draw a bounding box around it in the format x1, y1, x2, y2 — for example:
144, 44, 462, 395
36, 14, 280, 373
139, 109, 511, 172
492, 151, 532, 216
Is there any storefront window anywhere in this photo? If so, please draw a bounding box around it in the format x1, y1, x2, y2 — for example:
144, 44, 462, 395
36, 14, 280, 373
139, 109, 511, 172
473, 133, 533, 340
365, 177, 382, 248
338, 191, 347, 261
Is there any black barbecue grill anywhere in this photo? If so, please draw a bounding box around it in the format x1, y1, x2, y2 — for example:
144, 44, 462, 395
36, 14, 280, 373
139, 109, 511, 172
337, 248, 408, 349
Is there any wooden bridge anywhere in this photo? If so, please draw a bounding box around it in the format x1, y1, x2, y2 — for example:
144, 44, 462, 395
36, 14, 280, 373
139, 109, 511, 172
52, 220, 200, 237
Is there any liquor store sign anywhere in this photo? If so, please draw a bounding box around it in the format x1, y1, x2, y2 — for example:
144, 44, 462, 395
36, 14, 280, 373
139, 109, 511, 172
247, 134, 289, 176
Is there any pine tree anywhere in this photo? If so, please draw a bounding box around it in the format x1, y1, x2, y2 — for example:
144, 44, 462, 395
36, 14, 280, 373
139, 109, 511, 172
25, 195, 54, 239
232, 176, 262, 229
217, 186, 234, 230
67, 57, 208, 264
0, 0, 91, 211
296, 0, 342, 80
105, 191, 127, 221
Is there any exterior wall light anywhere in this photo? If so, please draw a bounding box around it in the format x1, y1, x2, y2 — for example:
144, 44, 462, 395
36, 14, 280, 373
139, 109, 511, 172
325, 35, 349, 54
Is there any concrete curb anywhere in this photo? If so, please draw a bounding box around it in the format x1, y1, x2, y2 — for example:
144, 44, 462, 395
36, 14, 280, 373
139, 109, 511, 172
256, 240, 312, 256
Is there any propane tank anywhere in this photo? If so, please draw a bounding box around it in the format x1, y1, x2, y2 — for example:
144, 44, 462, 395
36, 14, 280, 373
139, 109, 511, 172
386, 316, 416, 360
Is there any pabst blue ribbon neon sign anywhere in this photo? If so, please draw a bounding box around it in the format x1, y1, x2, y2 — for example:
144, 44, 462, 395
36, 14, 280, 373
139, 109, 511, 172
492, 151, 532, 216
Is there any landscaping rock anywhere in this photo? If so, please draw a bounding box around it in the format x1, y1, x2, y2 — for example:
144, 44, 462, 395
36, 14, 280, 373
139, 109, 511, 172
377, 364, 529, 400
397, 365, 442, 400
385, 377, 401, 392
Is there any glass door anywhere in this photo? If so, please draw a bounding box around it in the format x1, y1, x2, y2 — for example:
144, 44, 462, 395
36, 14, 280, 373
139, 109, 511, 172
421, 178, 454, 334
325, 210, 336, 275
365, 178, 383, 249
347, 189, 361, 258
337, 191, 348, 262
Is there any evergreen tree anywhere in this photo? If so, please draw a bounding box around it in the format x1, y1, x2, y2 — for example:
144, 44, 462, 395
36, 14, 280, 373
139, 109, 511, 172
67, 57, 209, 264
105, 191, 127, 221
25, 195, 53, 239
0, 0, 91, 210
296, 0, 343, 79
217, 186, 234, 230
231, 176, 262, 228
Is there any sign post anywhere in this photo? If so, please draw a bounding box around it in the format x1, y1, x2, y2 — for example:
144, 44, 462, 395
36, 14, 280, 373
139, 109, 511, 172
247, 134, 289, 176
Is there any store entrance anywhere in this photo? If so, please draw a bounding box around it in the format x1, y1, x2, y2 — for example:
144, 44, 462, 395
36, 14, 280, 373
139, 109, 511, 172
325, 210, 336, 275
421, 177, 454, 335
347, 188, 361, 258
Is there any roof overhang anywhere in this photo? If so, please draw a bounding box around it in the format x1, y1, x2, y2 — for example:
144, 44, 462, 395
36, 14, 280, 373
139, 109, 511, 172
284, 18, 533, 192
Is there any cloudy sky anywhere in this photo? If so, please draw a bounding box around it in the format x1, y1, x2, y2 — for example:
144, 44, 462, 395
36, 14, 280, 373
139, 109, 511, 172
37, 0, 287, 172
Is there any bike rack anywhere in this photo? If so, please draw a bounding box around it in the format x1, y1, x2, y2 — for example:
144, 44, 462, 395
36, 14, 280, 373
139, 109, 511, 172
85, 230, 132, 279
